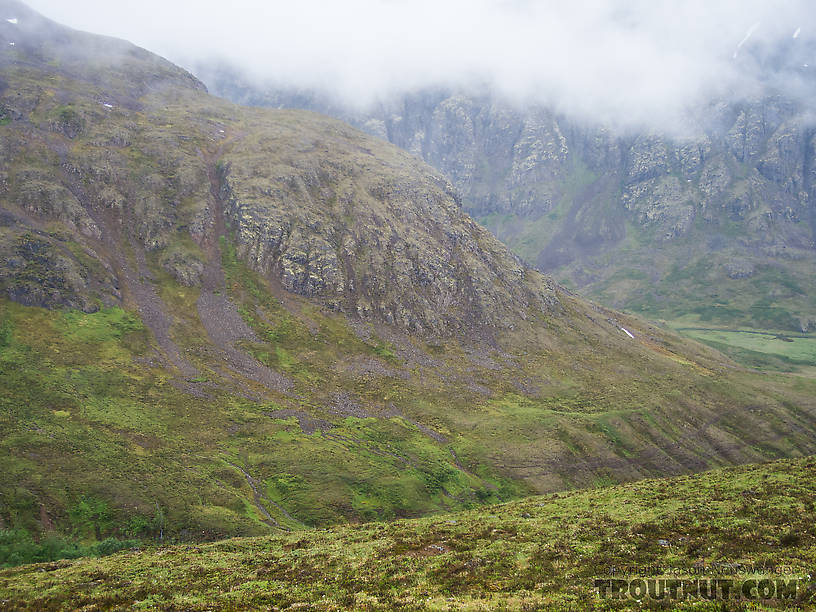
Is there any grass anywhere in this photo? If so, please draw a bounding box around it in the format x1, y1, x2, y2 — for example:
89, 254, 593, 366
4, 252, 816, 567
671, 326, 816, 373
584, 248, 816, 334
1, 455, 814, 610
0, 247, 531, 550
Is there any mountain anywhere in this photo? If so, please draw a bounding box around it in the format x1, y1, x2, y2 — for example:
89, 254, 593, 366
1, 0, 816, 556
2, 456, 814, 610
200, 64, 816, 337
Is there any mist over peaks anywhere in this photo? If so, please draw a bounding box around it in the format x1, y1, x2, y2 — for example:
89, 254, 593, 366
21, 0, 816, 134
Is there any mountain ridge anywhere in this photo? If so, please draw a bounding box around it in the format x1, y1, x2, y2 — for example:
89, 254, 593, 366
199, 70, 816, 333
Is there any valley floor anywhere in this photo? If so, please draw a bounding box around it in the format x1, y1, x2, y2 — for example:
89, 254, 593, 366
667, 320, 816, 376
1, 456, 814, 610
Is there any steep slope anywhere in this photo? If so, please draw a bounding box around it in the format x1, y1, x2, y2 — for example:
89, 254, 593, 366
201, 71, 816, 335
2, 456, 814, 610
1, 0, 816, 555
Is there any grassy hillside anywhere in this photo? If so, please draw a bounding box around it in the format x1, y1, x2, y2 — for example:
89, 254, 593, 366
2, 0, 816, 578
1, 456, 814, 610
565, 229, 816, 336
6, 252, 816, 559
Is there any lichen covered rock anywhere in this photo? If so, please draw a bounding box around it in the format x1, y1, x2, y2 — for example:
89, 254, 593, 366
223, 115, 558, 334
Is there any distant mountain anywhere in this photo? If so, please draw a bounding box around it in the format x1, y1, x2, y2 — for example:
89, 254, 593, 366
1, 0, 816, 554
200, 55, 816, 333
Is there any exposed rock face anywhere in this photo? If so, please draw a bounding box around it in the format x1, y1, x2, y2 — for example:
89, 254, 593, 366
221, 114, 557, 334
211, 81, 815, 250
201, 71, 816, 329
0, 1, 557, 335
724, 259, 755, 279
0, 229, 119, 312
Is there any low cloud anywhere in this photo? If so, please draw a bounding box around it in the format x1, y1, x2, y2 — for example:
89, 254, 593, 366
23, 0, 816, 134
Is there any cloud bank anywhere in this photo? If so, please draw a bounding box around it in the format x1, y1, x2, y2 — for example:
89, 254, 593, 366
23, 0, 816, 133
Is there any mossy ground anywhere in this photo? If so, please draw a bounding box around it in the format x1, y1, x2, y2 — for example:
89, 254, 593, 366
1, 456, 814, 610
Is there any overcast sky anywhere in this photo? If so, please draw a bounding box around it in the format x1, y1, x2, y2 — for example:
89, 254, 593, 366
22, 0, 816, 133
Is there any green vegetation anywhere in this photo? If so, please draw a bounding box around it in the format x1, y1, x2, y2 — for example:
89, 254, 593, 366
4, 248, 815, 563
0, 291, 501, 543
2, 456, 814, 610
578, 245, 816, 334
2, 11, 816, 605
3, 255, 816, 564
670, 325, 816, 373
0, 529, 137, 569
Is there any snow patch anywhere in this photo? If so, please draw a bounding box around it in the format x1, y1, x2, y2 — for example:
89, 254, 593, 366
6, 18, 18, 25
793, 27, 801, 39
620, 327, 635, 339
103, 103, 114, 109
733, 21, 761, 58
738, 22, 761, 47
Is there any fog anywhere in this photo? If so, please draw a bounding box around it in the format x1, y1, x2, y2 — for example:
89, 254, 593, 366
23, 0, 816, 133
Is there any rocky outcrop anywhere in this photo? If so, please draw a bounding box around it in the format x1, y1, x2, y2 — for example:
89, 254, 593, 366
204, 75, 815, 246
0, 229, 119, 312
201, 71, 816, 329
221, 120, 558, 334
0, 8, 558, 336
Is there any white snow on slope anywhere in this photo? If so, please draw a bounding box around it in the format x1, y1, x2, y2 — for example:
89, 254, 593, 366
733, 21, 761, 58
620, 327, 635, 339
